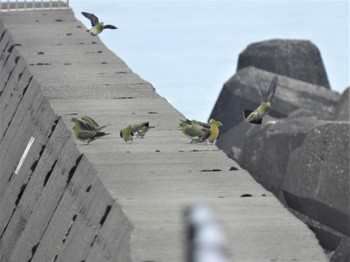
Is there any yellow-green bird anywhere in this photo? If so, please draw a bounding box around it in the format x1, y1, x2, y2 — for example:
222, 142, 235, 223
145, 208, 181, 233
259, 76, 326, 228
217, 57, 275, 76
120, 122, 154, 142
201, 119, 223, 144
71, 118, 109, 144
244, 76, 278, 124
179, 122, 205, 143
81, 115, 108, 132
179, 118, 223, 144
82, 12, 118, 36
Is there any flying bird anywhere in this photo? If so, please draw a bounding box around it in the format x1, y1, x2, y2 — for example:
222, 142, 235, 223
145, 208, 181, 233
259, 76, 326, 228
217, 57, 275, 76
71, 118, 109, 144
244, 76, 278, 124
81, 12, 118, 36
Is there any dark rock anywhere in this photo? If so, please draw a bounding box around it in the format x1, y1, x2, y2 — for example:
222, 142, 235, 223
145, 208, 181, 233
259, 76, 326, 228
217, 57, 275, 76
335, 87, 349, 121
330, 236, 350, 262
239, 117, 325, 196
237, 39, 331, 88
282, 122, 350, 236
288, 108, 335, 120
288, 207, 345, 254
210, 67, 339, 149
227, 146, 242, 161
217, 120, 251, 153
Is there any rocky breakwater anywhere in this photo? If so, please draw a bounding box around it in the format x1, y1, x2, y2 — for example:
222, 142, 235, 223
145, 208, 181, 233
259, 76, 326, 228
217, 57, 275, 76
210, 39, 349, 260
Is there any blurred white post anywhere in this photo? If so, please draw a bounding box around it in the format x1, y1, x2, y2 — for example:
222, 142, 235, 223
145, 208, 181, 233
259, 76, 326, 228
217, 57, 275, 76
184, 203, 231, 262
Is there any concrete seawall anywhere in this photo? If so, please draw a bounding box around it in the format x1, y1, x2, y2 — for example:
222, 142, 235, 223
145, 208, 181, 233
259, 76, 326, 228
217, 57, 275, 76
0, 8, 328, 262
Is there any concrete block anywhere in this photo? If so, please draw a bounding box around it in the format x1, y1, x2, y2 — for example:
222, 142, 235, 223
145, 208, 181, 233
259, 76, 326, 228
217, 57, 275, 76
237, 39, 331, 88
283, 122, 350, 236
0, 118, 72, 259
0, 81, 59, 196
239, 117, 325, 196
6, 140, 83, 262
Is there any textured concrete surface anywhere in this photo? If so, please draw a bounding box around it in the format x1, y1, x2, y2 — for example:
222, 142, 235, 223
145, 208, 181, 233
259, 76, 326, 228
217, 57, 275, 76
0, 9, 328, 261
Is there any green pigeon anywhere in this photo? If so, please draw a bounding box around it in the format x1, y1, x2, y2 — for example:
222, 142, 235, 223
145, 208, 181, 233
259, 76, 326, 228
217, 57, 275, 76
244, 76, 278, 124
201, 119, 223, 144
179, 118, 223, 144
71, 118, 109, 144
82, 12, 118, 36
120, 122, 154, 142
179, 122, 205, 143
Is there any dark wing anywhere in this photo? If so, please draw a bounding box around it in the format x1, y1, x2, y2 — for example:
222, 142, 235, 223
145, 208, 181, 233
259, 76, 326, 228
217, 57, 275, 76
78, 119, 94, 131
81, 12, 99, 26
104, 25, 118, 30
81, 116, 99, 129
266, 76, 278, 102
96, 132, 109, 138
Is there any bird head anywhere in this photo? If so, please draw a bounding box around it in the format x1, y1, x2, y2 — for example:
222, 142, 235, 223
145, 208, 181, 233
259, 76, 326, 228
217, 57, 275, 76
71, 118, 79, 124
209, 119, 223, 126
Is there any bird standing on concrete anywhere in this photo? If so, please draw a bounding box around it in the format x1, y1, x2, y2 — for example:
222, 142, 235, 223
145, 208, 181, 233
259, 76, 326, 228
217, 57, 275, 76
71, 118, 109, 144
179, 119, 223, 144
243, 76, 278, 124
179, 121, 205, 143
81, 12, 118, 36
120, 122, 154, 142
201, 119, 223, 144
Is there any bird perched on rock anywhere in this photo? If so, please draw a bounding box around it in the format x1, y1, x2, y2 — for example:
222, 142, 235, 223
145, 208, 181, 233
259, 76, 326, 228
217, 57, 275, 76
81, 12, 118, 36
71, 118, 109, 144
179, 119, 223, 144
120, 122, 153, 142
244, 76, 278, 124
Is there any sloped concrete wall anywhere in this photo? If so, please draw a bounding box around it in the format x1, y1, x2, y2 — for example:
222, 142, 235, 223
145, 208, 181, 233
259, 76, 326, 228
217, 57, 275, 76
0, 21, 132, 262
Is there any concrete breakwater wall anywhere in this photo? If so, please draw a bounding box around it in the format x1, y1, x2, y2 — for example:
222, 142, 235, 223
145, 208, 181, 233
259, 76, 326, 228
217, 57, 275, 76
0, 20, 132, 262
0, 9, 328, 261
